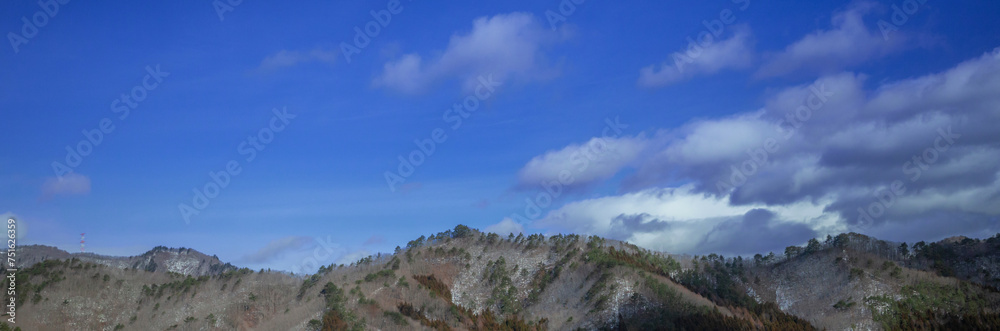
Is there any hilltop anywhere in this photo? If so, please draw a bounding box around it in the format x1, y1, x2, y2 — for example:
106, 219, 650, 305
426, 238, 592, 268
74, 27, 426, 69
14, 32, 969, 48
19, 245, 237, 277
5, 226, 1000, 330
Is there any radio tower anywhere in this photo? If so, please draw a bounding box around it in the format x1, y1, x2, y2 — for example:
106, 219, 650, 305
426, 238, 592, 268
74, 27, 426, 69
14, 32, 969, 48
80, 233, 85, 253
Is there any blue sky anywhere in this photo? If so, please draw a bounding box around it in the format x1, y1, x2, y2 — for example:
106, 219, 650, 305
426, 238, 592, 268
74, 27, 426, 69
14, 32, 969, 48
3, 0, 999, 273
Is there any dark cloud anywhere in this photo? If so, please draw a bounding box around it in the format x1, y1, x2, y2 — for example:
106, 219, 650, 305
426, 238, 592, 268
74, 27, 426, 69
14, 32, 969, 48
606, 213, 670, 241
623, 50, 1000, 236
523, 46, 1000, 256
862, 211, 1000, 244
695, 209, 817, 256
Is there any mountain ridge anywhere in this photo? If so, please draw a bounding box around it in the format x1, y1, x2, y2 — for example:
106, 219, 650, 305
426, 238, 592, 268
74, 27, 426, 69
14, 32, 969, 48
19, 244, 237, 277
6, 227, 1000, 330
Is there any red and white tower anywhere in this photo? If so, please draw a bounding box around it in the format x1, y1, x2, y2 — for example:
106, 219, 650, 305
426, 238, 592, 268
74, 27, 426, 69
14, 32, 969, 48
80, 233, 85, 252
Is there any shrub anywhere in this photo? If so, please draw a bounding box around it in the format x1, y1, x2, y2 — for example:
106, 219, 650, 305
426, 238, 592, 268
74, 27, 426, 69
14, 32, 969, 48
833, 298, 856, 310
383, 311, 409, 326
363, 269, 395, 282
849, 268, 864, 281
306, 319, 322, 331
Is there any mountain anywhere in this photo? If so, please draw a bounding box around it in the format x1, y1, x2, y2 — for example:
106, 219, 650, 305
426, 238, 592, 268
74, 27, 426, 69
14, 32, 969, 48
19, 245, 238, 277
4, 226, 1000, 330
744, 232, 1000, 330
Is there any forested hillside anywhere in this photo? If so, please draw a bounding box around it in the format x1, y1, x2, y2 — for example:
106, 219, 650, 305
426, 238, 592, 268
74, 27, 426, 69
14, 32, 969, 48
6, 226, 1000, 330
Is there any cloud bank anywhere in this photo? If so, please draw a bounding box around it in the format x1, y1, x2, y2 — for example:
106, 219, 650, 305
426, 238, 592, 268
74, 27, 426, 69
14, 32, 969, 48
521, 48, 1000, 253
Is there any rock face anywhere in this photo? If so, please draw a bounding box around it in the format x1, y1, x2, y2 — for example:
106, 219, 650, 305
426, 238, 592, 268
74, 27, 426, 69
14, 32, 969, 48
7, 228, 1000, 330
20, 245, 237, 276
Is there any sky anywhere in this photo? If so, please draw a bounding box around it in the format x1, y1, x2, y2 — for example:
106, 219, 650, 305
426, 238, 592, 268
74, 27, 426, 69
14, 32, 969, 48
2, 0, 999, 274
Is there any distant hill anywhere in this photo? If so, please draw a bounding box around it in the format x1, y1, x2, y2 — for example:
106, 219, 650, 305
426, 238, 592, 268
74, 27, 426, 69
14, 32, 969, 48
5, 226, 1000, 330
19, 244, 237, 277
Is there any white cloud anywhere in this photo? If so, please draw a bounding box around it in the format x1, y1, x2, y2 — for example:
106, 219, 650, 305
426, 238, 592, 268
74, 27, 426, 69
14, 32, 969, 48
258, 49, 337, 71
656, 49, 1000, 228
756, 3, 905, 78
516, 135, 649, 191
41, 173, 90, 198
374, 12, 565, 94
526, 48, 1000, 253
638, 28, 754, 88
660, 113, 776, 165
485, 218, 524, 236
534, 185, 832, 255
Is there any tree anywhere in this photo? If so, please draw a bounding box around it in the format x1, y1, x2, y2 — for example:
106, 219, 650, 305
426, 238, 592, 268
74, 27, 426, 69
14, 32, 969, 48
406, 235, 426, 249
899, 242, 909, 256
452, 224, 472, 238
806, 238, 822, 254
833, 233, 850, 248
785, 246, 803, 260
321, 282, 346, 312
